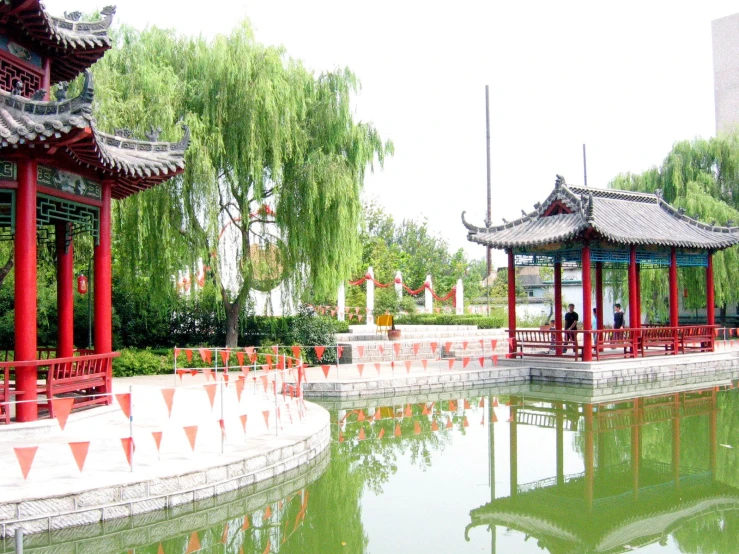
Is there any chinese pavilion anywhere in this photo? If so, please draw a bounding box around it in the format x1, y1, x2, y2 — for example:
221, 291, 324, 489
0, 2, 188, 421
463, 176, 739, 361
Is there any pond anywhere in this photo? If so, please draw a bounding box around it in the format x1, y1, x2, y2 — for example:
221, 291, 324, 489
5, 382, 739, 554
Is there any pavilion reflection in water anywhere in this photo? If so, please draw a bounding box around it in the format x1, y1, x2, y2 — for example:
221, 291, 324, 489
467, 385, 738, 554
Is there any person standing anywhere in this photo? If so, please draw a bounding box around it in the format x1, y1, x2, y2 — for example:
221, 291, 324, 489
613, 303, 625, 329
592, 307, 598, 351
564, 304, 579, 353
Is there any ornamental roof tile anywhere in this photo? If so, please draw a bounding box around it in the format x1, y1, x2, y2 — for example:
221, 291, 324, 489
0, 71, 188, 199
463, 178, 739, 251
0, 1, 115, 83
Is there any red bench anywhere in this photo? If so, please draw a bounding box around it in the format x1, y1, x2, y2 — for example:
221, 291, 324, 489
640, 327, 678, 356
592, 329, 637, 361
513, 330, 581, 360
679, 326, 715, 354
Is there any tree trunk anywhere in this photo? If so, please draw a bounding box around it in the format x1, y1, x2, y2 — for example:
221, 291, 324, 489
224, 300, 240, 348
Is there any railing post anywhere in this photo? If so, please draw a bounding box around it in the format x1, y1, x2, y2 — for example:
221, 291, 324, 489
366, 267, 375, 325
337, 282, 345, 322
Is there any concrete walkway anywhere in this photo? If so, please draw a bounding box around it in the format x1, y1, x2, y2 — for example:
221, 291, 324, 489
0, 374, 329, 537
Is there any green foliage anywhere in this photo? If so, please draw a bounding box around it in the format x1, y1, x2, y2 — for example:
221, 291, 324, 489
91, 22, 392, 347
288, 306, 344, 364
609, 133, 739, 319
394, 312, 506, 329
112, 348, 170, 377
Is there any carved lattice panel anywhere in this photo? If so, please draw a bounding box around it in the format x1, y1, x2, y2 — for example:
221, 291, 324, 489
37, 194, 99, 244
0, 56, 42, 96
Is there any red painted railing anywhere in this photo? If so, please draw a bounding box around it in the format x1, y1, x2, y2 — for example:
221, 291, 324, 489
509, 325, 717, 361
0, 352, 118, 423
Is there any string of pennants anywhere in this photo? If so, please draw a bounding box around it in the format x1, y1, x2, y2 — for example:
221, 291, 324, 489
334, 397, 514, 442
11, 367, 308, 481
348, 273, 456, 302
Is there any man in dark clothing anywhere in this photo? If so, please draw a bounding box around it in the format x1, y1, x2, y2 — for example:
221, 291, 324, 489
613, 303, 625, 329
563, 304, 578, 353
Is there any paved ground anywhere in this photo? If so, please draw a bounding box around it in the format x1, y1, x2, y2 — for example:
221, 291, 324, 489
0, 373, 326, 507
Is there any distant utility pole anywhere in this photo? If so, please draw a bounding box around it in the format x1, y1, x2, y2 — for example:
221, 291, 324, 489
583, 143, 588, 187
485, 85, 492, 316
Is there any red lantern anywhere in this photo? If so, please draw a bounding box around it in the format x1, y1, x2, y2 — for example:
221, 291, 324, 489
77, 274, 88, 294
683, 287, 688, 298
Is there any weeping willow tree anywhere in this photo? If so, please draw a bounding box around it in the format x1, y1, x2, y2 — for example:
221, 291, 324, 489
89, 22, 392, 346
609, 134, 739, 323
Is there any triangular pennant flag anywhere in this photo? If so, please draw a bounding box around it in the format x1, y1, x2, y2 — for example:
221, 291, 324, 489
315, 346, 325, 361
479, 398, 485, 408
287, 356, 293, 369
337, 346, 344, 359
241, 366, 251, 380
493, 397, 499, 407
421, 359, 428, 370
492, 354, 499, 366
265, 505, 272, 518
272, 345, 279, 355
481, 415, 485, 426
176, 369, 187, 381
357, 363, 364, 377
357, 409, 366, 422
239, 414, 248, 433
339, 432, 345, 442
436, 307, 441, 313
115, 393, 131, 420
263, 410, 271, 429
445, 341, 453, 354
378, 428, 386, 439
492, 411, 498, 423
265, 354, 273, 368
480, 339, 485, 347
393, 342, 401, 356
357, 345, 365, 358
355, 307, 360, 314
14, 446, 37, 480
446, 416, 453, 429
121, 437, 135, 467
449, 400, 457, 411
414, 421, 421, 435
68, 441, 90, 472
430, 342, 438, 355
358, 314, 364, 322
394, 423, 401, 437
464, 400, 471, 410
422, 403, 429, 415
220, 350, 229, 365
463, 416, 469, 428
261, 375, 269, 393
161, 388, 175, 418
358, 427, 366, 441
412, 343, 420, 355
462, 341, 469, 350
404, 360, 412, 373
348, 313, 355, 321
204, 368, 214, 381
52, 397, 75, 431
186, 531, 201, 554
235, 377, 245, 402
447, 358, 455, 370
491, 339, 498, 349
462, 357, 470, 368
374, 410, 382, 421
404, 404, 412, 417
183, 425, 198, 451
478, 356, 485, 368
432, 420, 439, 432
185, 349, 193, 362
223, 372, 230, 387
198, 348, 209, 364
374, 362, 382, 375
245, 346, 255, 357
221, 522, 229, 545
236, 351, 245, 366
291, 345, 301, 360
321, 365, 331, 379
219, 419, 226, 438
152, 431, 163, 452
204, 383, 217, 410
158, 543, 165, 554
241, 515, 251, 530
190, 369, 198, 377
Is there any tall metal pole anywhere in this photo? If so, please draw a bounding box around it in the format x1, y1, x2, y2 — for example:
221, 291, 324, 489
485, 86, 492, 315
583, 143, 588, 187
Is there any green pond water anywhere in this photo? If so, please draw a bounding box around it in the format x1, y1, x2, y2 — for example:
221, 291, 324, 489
6, 381, 739, 554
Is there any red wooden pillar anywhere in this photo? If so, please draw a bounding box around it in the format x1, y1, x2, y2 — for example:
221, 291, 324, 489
706, 252, 715, 326
510, 395, 518, 496
635, 263, 642, 326
56, 223, 74, 358
582, 245, 592, 361
42, 58, 51, 101
584, 403, 594, 510
628, 247, 638, 329
554, 262, 562, 356
669, 248, 679, 327
507, 250, 516, 355
595, 261, 603, 331
94, 181, 112, 354
15, 159, 38, 422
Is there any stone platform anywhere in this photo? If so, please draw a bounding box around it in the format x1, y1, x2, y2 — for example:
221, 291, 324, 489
0, 374, 329, 538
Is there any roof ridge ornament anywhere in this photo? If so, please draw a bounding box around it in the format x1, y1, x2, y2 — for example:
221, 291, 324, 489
586, 193, 595, 223
145, 125, 162, 142
555, 174, 566, 189
460, 211, 488, 233
55, 82, 69, 102
64, 11, 82, 21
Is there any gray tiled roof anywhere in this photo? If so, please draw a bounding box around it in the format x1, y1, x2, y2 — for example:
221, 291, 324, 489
0, 71, 188, 199
0, 1, 115, 83
463, 179, 739, 250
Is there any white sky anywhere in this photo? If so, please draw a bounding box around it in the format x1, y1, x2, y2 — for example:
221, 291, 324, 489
46, 0, 739, 266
